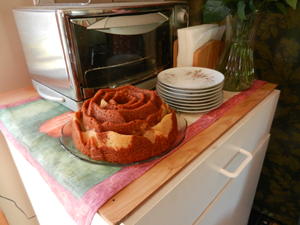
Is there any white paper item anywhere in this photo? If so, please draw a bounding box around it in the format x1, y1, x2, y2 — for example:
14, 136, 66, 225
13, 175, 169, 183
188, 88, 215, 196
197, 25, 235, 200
177, 24, 225, 67
177, 24, 217, 67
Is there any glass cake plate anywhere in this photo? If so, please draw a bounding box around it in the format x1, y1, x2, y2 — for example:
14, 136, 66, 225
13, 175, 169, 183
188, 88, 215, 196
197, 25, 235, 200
59, 114, 187, 166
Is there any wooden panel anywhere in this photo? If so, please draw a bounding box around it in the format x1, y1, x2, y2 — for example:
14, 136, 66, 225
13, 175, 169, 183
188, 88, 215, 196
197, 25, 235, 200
192, 40, 224, 69
173, 39, 178, 67
98, 83, 277, 225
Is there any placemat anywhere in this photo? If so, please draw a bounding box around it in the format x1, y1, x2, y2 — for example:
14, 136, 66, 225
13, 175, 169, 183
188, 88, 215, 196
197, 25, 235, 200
0, 80, 266, 225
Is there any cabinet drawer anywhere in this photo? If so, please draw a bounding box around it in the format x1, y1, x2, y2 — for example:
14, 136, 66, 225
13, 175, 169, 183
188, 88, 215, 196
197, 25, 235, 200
122, 91, 279, 225
193, 134, 271, 225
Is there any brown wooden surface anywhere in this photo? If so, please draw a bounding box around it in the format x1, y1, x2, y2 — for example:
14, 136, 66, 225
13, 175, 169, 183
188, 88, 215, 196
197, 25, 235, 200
173, 39, 178, 67
192, 40, 224, 68
98, 83, 277, 225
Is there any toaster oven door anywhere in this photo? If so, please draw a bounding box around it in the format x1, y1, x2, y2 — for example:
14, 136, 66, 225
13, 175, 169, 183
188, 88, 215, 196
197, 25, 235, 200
69, 10, 172, 92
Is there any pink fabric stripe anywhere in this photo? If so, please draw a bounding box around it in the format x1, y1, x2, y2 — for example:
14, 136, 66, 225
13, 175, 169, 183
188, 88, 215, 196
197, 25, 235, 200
0, 80, 267, 225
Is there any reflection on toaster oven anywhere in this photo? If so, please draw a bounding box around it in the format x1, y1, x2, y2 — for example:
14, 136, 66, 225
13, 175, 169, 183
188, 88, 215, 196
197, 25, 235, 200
85, 56, 155, 88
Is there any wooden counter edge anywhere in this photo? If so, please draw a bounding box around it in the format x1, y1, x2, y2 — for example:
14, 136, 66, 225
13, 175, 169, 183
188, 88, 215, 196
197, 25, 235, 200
98, 83, 278, 225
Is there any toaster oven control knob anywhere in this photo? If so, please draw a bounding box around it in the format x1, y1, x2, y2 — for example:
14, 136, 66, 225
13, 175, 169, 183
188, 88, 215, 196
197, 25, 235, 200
176, 8, 188, 24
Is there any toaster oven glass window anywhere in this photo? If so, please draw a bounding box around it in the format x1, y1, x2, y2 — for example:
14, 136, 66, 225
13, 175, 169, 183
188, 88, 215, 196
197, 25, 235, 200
70, 11, 172, 88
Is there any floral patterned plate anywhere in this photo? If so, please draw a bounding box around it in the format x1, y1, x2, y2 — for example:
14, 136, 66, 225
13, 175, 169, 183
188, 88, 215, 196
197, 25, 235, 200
157, 67, 224, 90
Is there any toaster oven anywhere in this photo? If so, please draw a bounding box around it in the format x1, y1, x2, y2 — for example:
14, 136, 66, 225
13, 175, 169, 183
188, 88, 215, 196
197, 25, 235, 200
14, 1, 189, 110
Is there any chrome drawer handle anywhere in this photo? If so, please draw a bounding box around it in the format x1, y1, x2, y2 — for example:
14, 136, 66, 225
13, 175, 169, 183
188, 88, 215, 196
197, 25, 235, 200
36, 86, 65, 103
219, 148, 253, 178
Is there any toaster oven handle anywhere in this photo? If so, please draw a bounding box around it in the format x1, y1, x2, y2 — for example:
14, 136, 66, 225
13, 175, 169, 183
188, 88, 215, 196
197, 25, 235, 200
36, 86, 66, 103
87, 13, 168, 29
33, 0, 91, 6
82, 13, 168, 35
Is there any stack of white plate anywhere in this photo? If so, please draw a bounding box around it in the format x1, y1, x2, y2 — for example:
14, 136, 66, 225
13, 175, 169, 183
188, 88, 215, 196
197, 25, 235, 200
156, 67, 224, 113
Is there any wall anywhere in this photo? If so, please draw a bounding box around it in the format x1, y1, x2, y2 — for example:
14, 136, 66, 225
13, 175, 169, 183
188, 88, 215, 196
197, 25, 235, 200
187, 0, 203, 25
0, 0, 39, 225
253, 9, 300, 225
0, 0, 32, 92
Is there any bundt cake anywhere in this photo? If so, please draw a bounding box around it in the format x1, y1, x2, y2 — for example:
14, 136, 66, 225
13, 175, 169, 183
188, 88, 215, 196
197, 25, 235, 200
71, 85, 178, 164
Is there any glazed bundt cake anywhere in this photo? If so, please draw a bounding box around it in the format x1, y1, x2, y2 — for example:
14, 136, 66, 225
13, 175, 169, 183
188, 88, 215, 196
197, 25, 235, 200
71, 85, 178, 164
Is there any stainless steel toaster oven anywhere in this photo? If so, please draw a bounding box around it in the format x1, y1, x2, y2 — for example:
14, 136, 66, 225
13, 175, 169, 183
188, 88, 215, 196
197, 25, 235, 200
14, 1, 189, 110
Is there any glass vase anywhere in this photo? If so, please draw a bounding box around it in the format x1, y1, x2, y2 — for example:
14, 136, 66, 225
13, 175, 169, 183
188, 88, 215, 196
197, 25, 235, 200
217, 14, 257, 91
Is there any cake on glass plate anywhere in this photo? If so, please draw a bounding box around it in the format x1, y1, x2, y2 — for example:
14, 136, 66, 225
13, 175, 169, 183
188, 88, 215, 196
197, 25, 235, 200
71, 85, 178, 164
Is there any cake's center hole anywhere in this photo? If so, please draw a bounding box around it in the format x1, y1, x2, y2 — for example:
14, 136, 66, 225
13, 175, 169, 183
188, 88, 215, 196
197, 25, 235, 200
114, 95, 131, 104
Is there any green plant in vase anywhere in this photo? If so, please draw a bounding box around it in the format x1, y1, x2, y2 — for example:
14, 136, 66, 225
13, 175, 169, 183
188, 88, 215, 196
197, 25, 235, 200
202, 0, 298, 91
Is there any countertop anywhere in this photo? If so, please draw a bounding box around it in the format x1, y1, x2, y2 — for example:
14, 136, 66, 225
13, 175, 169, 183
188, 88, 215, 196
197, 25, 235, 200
0, 83, 277, 225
